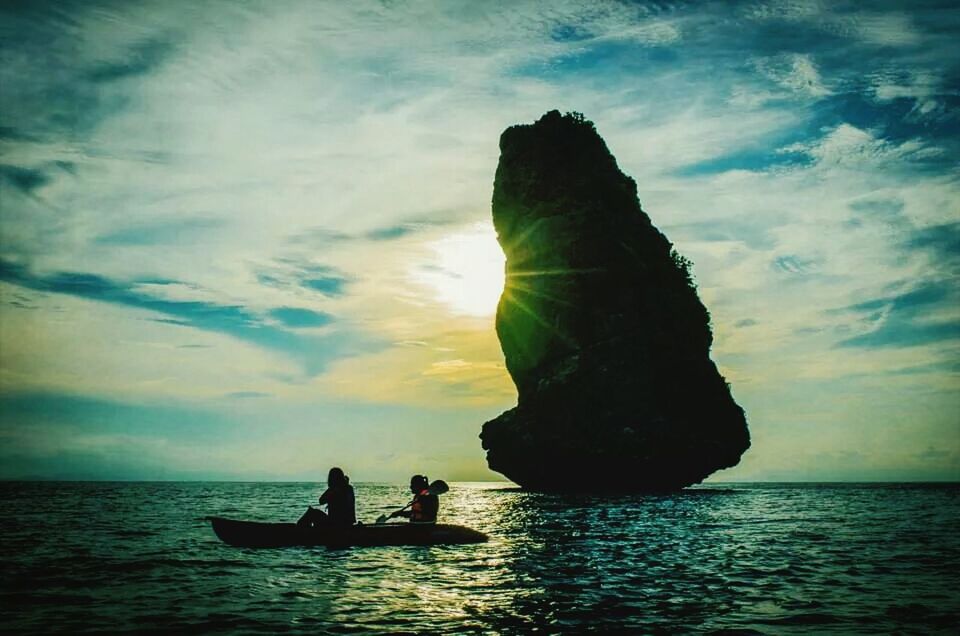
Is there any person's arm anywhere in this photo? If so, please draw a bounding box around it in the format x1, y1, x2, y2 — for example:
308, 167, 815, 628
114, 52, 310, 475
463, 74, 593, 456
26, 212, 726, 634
318, 488, 330, 505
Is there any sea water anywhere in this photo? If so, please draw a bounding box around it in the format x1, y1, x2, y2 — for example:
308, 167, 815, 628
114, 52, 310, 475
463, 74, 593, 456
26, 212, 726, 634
1, 482, 958, 633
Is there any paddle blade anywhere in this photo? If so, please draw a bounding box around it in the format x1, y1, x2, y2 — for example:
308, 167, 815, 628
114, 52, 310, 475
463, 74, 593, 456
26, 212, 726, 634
428, 479, 449, 496
375, 514, 388, 525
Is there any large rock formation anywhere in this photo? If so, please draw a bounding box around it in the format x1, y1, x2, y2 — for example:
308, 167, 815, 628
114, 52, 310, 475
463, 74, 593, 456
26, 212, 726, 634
480, 111, 749, 491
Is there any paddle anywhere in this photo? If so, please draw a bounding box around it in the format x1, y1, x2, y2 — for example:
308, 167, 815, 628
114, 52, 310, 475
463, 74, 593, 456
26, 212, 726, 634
375, 479, 449, 524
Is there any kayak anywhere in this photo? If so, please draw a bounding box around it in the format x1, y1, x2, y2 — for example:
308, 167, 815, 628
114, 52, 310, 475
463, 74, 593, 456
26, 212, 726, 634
208, 516, 488, 548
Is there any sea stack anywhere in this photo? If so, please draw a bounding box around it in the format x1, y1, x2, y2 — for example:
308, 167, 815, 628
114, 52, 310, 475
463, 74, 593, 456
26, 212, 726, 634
480, 110, 750, 491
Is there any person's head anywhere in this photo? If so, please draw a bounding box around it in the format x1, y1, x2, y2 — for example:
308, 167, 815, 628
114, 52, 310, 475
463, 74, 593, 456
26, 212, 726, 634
328, 467, 348, 488
410, 474, 428, 494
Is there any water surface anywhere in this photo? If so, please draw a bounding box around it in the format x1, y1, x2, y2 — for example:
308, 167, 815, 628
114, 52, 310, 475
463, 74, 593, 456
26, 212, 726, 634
1, 482, 958, 633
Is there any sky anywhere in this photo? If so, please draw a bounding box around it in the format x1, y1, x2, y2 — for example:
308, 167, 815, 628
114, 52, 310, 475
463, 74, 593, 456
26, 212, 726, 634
0, 0, 957, 482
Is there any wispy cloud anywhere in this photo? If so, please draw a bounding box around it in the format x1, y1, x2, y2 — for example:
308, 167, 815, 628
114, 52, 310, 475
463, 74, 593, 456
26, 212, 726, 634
836, 282, 960, 348
94, 218, 225, 246
85, 38, 175, 83
256, 260, 351, 297
1, 0, 957, 480
0, 259, 372, 376
269, 306, 332, 329
225, 391, 270, 399
904, 222, 960, 272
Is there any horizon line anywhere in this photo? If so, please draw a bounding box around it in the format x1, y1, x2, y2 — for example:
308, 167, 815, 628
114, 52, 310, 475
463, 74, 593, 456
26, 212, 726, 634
2, 478, 958, 485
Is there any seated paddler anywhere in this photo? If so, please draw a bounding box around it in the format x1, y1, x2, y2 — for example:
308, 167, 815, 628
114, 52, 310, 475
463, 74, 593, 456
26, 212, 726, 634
298, 467, 356, 528
389, 474, 439, 524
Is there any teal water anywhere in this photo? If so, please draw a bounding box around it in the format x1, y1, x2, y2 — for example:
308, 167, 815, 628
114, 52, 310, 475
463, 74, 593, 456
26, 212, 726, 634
1, 482, 958, 633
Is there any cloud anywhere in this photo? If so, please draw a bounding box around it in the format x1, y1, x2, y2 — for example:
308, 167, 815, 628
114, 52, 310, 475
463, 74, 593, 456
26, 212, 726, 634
269, 306, 333, 328
869, 68, 957, 123
661, 218, 777, 250
289, 218, 462, 248
0, 259, 373, 376
0, 126, 35, 141
752, 53, 831, 98
256, 261, 350, 297
771, 255, 819, 275
836, 282, 960, 348
365, 225, 416, 241
0, 388, 504, 480
0, 164, 50, 193
318, 327, 515, 408
839, 321, 960, 349
848, 195, 907, 227
94, 218, 225, 246
85, 38, 175, 83
0, 0, 958, 481
302, 275, 348, 295
904, 222, 960, 270
848, 283, 949, 313
0, 4, 173, 139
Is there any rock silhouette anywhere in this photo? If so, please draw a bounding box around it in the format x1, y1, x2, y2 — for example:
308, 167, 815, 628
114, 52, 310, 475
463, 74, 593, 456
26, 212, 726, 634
480, 111, 750, 491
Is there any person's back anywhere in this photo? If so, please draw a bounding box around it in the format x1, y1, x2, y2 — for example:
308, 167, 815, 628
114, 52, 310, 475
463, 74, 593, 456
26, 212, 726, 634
298, 467, 356, 528
321, 480, 356, 526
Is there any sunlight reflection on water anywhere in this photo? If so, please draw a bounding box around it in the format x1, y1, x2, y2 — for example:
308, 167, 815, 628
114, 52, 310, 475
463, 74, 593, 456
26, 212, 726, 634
1, 482, 958, 633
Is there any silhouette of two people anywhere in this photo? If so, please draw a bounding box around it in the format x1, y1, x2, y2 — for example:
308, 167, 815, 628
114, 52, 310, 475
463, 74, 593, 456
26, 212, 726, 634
298, 470, 441, 528
297, 467, 356, 528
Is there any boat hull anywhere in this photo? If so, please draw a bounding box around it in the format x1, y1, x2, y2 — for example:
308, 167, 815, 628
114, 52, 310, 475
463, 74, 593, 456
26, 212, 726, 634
209, 517, 488, 548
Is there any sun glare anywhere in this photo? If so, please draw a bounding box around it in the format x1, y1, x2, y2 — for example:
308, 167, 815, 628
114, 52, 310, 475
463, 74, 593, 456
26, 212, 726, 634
412, 223, 506, 317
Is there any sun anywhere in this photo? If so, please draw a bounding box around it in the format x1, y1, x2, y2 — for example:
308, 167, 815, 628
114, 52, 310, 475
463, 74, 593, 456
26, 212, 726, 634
412, 222, 506, 317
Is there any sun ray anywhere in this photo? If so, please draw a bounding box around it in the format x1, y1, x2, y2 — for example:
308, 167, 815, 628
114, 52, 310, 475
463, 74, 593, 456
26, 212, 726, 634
504, 278, 577, 307
506, 267, 605, 278
500, 287, 578, 349
496, 216, 547, 255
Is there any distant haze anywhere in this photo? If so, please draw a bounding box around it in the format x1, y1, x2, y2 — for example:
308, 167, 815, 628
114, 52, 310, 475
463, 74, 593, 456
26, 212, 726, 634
0, 1, 957, 482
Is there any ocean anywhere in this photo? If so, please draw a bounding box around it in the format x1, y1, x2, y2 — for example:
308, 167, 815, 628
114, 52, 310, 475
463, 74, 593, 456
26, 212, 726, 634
1, 481, 958, 634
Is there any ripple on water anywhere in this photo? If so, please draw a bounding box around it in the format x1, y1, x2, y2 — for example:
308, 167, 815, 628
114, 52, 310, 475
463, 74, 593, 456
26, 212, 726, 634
1, 482, 959, 633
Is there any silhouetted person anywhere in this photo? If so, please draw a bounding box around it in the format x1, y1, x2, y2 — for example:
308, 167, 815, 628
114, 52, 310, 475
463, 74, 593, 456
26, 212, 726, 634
298, 467, 356, 528
389, 474, 438, 523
